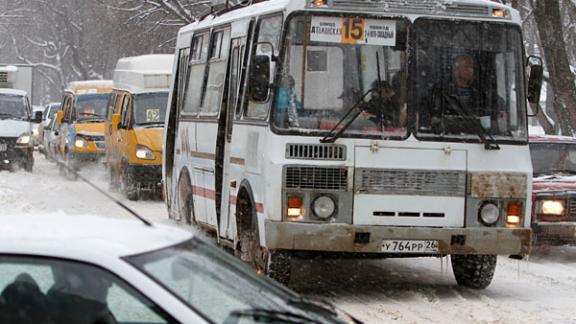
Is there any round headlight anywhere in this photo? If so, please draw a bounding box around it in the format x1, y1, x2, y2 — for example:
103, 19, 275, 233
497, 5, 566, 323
312, 196, 336, 219
479, 202, 500, 225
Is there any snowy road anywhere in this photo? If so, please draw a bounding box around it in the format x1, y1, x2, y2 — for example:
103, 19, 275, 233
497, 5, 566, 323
2, 154, 576, 324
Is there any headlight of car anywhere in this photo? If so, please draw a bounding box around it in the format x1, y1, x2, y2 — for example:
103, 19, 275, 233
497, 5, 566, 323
16, 134, 31, 145
136, 145, 155, 160
479, 202, 500, 225
74, 136, 90, 148
538, 199, 565, 216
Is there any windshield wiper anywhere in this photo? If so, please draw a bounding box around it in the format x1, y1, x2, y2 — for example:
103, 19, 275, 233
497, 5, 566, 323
0, 112, 25, 120
320, 89, 374, 143
78, 112, 104, 117
441, 93, 500, 150
225, 308, 323, 324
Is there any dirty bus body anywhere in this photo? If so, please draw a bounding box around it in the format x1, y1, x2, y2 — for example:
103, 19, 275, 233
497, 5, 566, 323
164, 0, 542, 289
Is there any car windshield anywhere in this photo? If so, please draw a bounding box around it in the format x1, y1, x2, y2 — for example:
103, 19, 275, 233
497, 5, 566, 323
46, 104, 60, 119
414, 19, 527, 142
273, 15, 408, 139
0, 94, 28, 119
75, 93, 109, 121
133, 92, 169, 126
126, 238, 341, 324
530, 142, 576, 176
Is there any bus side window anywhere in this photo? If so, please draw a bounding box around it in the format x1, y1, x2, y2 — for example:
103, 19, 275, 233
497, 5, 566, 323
121, 95, 131, 128
64, 95, 74, 123
181, 32, 209, 116
176, 48, 191, 115
245, 14, 283, 119
200, 28, 231, 116
107, 93, 118, 120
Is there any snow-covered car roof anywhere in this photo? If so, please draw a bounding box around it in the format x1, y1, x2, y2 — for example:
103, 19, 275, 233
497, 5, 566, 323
529, 135, 576, 144
0, 88, 28, 96
0, 214, 192, 260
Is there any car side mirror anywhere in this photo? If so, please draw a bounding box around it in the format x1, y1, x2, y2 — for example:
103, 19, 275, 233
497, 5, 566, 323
527, 56, 544, 104
249, 55, 272, 102
111, 114, 122, 131
32, 111, 43, 123
56, 111, 64, 126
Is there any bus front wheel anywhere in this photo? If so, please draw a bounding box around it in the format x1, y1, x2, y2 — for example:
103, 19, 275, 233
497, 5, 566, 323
451, 254, 497, 289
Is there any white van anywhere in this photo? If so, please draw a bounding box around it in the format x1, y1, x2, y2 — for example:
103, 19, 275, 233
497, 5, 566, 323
0, 89, 42, 171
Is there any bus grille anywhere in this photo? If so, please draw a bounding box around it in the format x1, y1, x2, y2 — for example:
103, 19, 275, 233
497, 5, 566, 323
331, 0, 490, 17
285, 166, 348, 191
0, 72, 9, 83
286, 144, 346, 161
356, 168, 466, 196
567, 199, 576, 221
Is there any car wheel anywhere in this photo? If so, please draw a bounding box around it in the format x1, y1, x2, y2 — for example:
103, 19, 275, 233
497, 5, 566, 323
236, 194, 292, 286
176, 172, 195, 225
451, 254, 497, 289
122, 169, 140, 201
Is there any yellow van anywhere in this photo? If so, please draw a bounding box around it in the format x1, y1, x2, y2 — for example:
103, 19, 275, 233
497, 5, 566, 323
106, 55, 173, 200
55, 81, 113, 177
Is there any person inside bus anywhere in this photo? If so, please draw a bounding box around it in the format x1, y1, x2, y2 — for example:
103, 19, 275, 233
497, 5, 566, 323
359, 79, 401, 128
274, 74, 302, 128
425, 54, 492, 134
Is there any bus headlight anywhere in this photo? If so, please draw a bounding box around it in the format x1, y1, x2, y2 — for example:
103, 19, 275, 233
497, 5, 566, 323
539, 200, 565, 216
287, 196, 304, 221
312, 195, 336, 219
136, 145, 155, 160
16, 134, 31, 145
479, 202, 500, 225
74, 136, 89, 148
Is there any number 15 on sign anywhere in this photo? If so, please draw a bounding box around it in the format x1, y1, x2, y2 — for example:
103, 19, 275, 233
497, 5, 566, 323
342, 18, 365, 44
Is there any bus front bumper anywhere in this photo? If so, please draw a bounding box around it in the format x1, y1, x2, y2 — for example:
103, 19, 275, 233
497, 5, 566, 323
264, 221, 531, 256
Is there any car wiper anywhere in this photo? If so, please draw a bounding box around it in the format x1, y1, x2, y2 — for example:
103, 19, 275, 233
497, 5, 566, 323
78, 112, 104, 117
441, 93, 500, 150
288, 296, 363, 324
320, 89, 374, 143
225, 308, 323, 324
0, 112, 25, 120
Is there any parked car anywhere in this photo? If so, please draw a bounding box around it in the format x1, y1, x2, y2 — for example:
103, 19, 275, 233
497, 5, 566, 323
0, 214, 357, 324
38, 102, 61, 156
0, 89, 41, 172
529, 135, 576, 245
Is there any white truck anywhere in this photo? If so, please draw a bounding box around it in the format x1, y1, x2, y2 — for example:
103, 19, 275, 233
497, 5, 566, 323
0, 65, 41, 171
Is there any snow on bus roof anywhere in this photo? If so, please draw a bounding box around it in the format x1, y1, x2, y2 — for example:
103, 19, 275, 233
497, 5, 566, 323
67, 80, 113, 94
113, 54, 174, 91
529, 135, 576, 144
0, 65, 18, 73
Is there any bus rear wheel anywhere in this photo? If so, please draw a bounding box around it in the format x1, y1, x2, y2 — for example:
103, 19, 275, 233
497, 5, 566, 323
176, 172, 195, 225
236, 195, 291, 286
451, 254, 497, 289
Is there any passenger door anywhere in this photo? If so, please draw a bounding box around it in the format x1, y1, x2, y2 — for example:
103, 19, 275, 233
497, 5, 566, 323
118, 94, 132, 166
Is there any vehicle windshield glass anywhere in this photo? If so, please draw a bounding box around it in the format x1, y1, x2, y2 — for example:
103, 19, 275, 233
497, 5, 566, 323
75, 93, 110, 121
414, 19, 527, 142
0, 94, 28, 119
127, 238, 338, 323
530, 142, 576, 175
274, 15, 408, 139
133, 92, 169, 126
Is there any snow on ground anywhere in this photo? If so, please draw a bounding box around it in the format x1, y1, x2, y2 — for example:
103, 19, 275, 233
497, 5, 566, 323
2, 153, 576, 323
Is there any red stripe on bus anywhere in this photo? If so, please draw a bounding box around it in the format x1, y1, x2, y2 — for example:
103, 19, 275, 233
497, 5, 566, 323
193, 186, 264, 213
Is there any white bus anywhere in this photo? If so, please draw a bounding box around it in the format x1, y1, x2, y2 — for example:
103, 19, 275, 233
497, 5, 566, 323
163, 0, 543, 289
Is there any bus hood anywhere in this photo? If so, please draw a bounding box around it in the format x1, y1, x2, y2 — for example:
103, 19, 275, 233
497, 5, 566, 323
0, 119, 31, 137
75, 122, 105, 136
134, 127, 163, 152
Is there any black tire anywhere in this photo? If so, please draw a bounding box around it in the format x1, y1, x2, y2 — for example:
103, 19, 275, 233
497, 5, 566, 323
22, 156, 33, 173
236, 195, 292, 285
121, 164, 140, 201
451, 254, 497, 289
176, 173, 195, 225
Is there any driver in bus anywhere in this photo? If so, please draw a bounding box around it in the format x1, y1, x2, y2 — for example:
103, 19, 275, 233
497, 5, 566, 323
275, 74, 302, 128
426, 54, 493, 133
360, 79, 401, 128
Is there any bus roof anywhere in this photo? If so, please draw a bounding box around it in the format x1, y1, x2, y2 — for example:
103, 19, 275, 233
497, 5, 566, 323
179, 0, 517, 39
67, 80, 113, 94
113, 54, 174, 92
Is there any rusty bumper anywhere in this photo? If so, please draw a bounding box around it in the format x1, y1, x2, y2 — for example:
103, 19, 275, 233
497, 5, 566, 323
533, 222, 576, 245
265, 221, 532, 256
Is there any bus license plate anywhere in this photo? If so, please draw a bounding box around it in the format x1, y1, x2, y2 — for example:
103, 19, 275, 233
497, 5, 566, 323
382, 240, 439, 253
0, 144, 6, 152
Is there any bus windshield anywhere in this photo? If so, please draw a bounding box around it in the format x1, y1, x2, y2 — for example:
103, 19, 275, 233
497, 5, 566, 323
133, 92, 169, 126
414, 19, 527, 142
274, 15, 409, 139
76, 93, 110, 121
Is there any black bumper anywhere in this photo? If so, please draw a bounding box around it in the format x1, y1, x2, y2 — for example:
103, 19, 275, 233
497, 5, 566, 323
68, 151, 104, 168
127, 164, 162, 188
0, 138, 33, 168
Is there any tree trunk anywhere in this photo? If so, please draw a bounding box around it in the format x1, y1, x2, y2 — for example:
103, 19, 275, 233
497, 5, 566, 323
533, 1, 576, 135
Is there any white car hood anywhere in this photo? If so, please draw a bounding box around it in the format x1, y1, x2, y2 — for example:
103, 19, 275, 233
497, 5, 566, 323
0, 119, 31, 137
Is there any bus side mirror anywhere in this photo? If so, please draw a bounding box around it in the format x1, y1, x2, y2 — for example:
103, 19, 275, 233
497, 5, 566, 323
56, 111, 64, 126
249, 55, 271, 102
111, 114, 121, 131
527, 56, 544, 104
